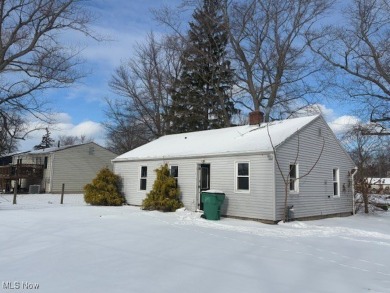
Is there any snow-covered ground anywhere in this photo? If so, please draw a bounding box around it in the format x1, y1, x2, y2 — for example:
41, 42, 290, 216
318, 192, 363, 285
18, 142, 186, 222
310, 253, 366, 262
1, 194, 390, 293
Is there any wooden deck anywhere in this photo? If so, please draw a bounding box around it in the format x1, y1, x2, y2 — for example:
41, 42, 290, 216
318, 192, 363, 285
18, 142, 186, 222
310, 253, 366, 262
0, 164, 44, 180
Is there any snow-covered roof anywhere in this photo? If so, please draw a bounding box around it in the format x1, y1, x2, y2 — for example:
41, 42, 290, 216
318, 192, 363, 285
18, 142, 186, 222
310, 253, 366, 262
113, 115, 320, 162
0, 150, 29, 158
18, 142, 96, 156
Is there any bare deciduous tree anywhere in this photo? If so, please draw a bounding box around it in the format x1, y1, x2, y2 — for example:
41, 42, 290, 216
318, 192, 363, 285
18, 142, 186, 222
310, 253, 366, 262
224, 0, 333, 121
341, 123, 387, 213
0, 0, 96, 146
0, 111, 24, 155
58, 134, 92, 146
105, 33, 184, 151
103, 99, 151, 155
308, 0, 390, 131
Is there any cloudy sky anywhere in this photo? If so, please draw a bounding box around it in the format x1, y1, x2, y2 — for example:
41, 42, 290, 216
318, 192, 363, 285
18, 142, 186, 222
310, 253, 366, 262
20, 0, 360, 151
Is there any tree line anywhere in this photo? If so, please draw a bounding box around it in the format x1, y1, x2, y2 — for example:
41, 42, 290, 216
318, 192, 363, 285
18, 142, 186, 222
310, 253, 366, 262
104, 0, 390, 155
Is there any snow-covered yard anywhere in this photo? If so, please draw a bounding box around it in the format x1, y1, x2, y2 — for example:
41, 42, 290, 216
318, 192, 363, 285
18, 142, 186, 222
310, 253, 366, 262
1, 194, 390, 293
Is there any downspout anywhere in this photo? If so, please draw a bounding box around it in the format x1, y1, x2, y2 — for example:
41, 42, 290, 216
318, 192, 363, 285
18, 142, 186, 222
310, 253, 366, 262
49, 153, 55, 193
351, 167, 358, 215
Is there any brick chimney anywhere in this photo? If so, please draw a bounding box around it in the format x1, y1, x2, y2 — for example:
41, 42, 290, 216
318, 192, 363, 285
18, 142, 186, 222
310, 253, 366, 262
249, 111, 264, 125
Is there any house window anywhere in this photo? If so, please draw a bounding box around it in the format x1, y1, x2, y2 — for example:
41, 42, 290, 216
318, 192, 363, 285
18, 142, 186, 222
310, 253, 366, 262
170, 166, 178, 178
44, 157, 48, 169
289, 164, 299, 193
89, 147, 95, 155
17, 158, 22, 165
333, 168, 340, 197
170, 165, 178, 186
140, 166, 147, 191
236, 162, 249, 191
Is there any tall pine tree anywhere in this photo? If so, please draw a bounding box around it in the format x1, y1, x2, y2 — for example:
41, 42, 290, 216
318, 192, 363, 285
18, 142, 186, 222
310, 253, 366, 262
33, 128, 55, 150
167, 0, 236, 133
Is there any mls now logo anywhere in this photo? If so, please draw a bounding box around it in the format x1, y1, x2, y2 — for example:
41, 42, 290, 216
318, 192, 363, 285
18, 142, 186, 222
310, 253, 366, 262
2, 281, 39, 290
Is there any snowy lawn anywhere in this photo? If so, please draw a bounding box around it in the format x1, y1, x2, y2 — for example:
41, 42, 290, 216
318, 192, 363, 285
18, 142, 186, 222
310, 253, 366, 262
1, 194, 390, 293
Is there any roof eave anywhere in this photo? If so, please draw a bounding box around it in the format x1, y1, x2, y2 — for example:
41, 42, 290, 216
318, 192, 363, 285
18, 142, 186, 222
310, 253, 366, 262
112, 149, 274, 163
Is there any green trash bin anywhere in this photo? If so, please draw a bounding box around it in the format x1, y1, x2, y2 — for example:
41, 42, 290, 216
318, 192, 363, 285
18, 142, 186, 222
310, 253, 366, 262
201, 190, 225, 220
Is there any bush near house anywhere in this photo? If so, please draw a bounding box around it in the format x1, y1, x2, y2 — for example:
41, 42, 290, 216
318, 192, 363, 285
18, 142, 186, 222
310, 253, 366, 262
84, 167, 126, 206
142, 164, 183, 212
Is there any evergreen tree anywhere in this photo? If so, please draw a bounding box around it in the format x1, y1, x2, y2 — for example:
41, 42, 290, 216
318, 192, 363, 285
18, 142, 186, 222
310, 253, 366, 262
84, 167, 126, 206
34, 128, 55, 150
167, 0, 236, 133
142, 164, 183, 212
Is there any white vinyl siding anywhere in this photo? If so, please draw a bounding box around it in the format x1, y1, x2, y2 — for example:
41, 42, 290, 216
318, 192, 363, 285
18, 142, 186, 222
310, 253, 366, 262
274, 117, 355, 221
114, 154, 275, 221
49, 143, 116, 193
114, 116, 355, 222
11, 143, 116, 193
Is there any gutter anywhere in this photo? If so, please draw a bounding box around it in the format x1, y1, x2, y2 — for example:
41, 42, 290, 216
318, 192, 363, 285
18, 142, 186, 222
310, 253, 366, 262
112, 150, 275, 163
351, 167, 358, 215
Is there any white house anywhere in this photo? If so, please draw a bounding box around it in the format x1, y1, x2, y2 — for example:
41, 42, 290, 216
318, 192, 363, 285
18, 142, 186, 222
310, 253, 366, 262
112, 114, 356, 223
367, 178, 390, 193
0, 142, 116, 193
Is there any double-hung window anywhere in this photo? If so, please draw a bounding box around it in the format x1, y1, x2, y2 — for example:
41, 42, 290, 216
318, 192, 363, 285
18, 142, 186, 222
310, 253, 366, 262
289, 164, 299, 193
140, 166, 147, 191
333, 168, 340, 197
236, 162, 250, 191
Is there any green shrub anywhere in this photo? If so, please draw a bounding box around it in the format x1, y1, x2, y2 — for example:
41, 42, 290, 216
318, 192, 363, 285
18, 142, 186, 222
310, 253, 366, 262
84, 167, 126, 206
142, 164, 183, 212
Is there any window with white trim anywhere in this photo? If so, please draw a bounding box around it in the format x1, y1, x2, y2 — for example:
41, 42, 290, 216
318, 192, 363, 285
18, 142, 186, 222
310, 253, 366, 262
170, 165, 178, 186
289, 164, 299, 193
333, 168, 340, 197
140, 166, 147, 190
170, 166, 178, 178
236, 162, 250, 191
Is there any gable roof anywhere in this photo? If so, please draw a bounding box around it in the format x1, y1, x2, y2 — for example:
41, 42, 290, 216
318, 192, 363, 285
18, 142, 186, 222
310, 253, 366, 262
26, 142, 95, 155
113, 115, 320, 162
3, 142, 111, 157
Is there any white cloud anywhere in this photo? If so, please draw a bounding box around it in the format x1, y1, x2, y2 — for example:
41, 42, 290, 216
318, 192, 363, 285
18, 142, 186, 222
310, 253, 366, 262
70, 121, 103, 137
327, 115, 360, 135
19, 113, 106, 152
294, 103, 360, 135
292, 103, 335, 120
53, 112, 73, 124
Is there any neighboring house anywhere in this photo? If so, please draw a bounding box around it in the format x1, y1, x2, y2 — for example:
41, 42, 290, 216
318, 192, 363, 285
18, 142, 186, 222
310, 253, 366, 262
0, 142, 116, 193
367, 178, 390, 193
113, 113, 356, 223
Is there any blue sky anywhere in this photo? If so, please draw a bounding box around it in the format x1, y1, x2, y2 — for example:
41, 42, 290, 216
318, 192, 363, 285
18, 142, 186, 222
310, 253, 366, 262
20, 0, 359, 151
21, 0, 183, 151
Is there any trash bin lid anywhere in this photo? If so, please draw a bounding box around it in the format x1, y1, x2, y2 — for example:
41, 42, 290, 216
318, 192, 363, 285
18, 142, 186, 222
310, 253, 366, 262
202, 189, 224, 194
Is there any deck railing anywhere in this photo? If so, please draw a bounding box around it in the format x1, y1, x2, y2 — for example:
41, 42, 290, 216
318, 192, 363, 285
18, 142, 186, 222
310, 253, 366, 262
0, 164, 44, 180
